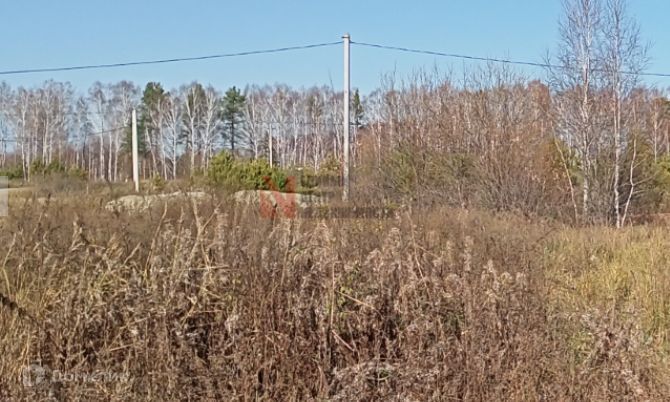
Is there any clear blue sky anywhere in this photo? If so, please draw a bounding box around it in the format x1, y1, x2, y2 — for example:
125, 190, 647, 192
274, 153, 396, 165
2, 1, 670, 94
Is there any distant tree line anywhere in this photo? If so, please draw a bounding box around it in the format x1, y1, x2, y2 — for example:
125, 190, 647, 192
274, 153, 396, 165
0, 80, 356, 182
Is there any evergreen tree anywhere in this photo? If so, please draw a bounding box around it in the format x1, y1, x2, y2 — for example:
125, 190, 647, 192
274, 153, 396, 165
352, 89, 365, 128
140, 82, 166, 134
221, 86, 246, 153
121, 119, 148, 156
128, 82, 165, 159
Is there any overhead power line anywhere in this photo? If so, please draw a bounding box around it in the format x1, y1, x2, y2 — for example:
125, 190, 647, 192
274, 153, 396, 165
89, 126, 126, 135
352, 41, 552, 69
351, 41, 670, 78
0, 42, 342, 76
4, 37, 669, 80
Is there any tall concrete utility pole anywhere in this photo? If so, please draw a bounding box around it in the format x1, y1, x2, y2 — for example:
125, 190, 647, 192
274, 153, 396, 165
342, 33, 351, 201
131, 108, 140, 193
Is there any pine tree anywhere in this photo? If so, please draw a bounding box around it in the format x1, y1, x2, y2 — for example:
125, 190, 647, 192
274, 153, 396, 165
121, 119, 148, 156
352, 89, 364, 128
140, 82, 166, 133
133, 82, 166, 173
221, 86, 246, 153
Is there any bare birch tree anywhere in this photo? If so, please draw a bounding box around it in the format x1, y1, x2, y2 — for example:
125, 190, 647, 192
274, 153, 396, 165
550, 0, 604, 223
600, 0, 648, 227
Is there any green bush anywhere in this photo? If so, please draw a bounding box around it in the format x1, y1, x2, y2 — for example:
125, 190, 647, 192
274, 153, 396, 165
31, 160, 65, 176
30, 159, 86, 179
207, 151, 292, 192
207, 151, 236, 187
0, 165, 24, 180
299, 167, 318, 189
151, 174, 167, 192
288, 162, 340, 192
318, 156, 341, 186
29, 161, 88, 194
67, 167, 88, 180
371, 143, 482, 205
320, 155, 341, 176
642, 153, 670, 212
383, 148, 418, 196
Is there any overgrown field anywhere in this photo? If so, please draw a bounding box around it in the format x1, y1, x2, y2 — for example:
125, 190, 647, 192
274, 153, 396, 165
0, 192, 669, 400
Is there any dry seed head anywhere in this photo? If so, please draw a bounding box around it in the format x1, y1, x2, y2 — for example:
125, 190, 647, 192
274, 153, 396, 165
343, 261, 357, 273
620, 368, 645, 397
460, 236, 475, 275
225, 313, 239, 335
480, 269, 490, 286
444, 273, 462, 298
485, 289, 498, 307
214, 208, 227, 245
485, 259, 496, 276
426, 230, 438, 249
365, 248, 383, 273
69, 218, 86, 251
515, 272, 528, 290
499, 271, 513, 289
444, 240, 454, 268
261, 246, 269, 265
463, 235, 474, 250
314, 220, 334, 246
43, 252, 56, 267
383, 227, 402, 253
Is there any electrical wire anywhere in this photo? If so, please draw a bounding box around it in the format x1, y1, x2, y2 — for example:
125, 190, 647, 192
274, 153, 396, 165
0, 42, 342, 76
351, 41, 670, 78
2, 38, 669, 79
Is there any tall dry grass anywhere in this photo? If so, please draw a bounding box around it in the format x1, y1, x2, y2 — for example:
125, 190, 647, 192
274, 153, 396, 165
0, 194, 667, 400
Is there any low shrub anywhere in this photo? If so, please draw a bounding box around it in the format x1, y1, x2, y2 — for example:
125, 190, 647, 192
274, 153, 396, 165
207, 151, 290, 191
0, 165, 24, 181
150, 174, 167, 192
29, 159, 87, 180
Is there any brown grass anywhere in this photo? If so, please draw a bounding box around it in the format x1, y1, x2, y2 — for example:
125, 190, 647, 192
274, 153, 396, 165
0, 193, 667, 400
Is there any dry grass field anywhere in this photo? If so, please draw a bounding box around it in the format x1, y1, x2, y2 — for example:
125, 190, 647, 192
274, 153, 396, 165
0, 186, 667, 400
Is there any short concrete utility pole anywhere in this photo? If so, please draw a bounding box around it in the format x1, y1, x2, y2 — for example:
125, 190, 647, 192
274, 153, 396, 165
131, 108, 140, 192
342, 33, 351, 201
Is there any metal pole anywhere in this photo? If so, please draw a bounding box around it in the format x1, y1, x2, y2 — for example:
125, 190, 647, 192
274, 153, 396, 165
343, 33, 350, 201
269, 127, 273, 167
131, 108, 140, 193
